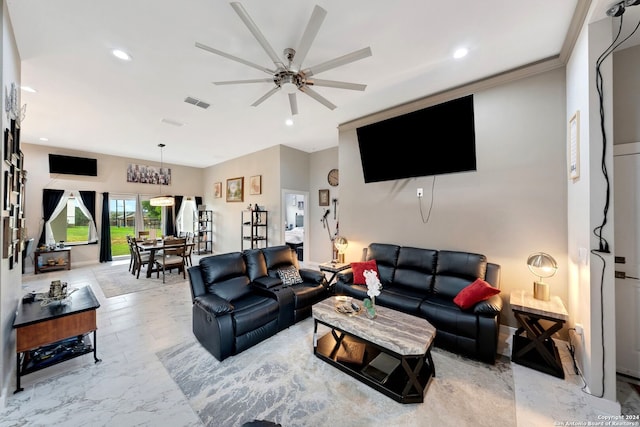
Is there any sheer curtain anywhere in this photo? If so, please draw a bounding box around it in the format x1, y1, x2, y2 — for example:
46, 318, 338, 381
175, 197, 198, 236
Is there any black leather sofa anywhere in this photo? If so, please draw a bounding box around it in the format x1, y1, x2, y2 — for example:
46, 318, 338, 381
334, 243, 503, 364
188, 245, 329, 361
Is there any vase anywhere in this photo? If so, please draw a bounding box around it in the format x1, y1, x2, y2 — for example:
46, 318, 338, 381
365, 296, 377, 319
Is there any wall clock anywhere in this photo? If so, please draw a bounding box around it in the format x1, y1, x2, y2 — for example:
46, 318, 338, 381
327, 168, 339, 186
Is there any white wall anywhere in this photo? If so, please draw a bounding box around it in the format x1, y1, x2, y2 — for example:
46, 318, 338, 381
0, 0, 20, 405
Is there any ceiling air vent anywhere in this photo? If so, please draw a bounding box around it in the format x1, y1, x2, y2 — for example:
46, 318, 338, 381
184, 96, 210, 109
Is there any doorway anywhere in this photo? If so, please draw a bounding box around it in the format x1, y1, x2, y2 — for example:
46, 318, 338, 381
282, 189, 309, 264
613, 142, 640, 380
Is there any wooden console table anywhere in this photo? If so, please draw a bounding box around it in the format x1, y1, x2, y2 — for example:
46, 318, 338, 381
34, 246, 71, 274
13, 285, 101, 393
510, 290, 568, 378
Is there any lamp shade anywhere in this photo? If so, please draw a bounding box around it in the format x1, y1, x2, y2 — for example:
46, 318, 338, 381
526, 252, 558, 281
150, 195, 175, 207
334, 236, 348, 253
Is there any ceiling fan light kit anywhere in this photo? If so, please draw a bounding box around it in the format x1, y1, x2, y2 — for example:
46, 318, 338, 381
196, 2, 372, 116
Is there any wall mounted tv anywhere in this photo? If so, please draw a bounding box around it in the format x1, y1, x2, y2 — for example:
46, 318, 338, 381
356, 94, 476, 183
48, 154, 98, 176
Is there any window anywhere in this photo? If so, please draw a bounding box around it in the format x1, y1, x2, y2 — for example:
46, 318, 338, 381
44, 191, 98, 245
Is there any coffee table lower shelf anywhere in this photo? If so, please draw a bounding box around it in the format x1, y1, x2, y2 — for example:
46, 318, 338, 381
313, 324, 434, 404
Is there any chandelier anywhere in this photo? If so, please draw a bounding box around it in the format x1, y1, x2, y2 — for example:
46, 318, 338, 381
150, 143, 174, 207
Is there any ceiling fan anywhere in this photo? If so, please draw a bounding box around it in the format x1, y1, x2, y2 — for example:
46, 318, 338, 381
196, 2, 372, 115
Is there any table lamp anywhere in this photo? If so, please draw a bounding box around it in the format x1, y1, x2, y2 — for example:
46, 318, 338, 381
334, 236, 348, 263
527, 252, 558, 301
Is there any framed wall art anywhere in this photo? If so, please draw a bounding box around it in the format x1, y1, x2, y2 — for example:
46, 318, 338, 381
226, 177, 244, 202
249, 175, 262, 195
213, 182, 222, 198
319, 189, 330, 206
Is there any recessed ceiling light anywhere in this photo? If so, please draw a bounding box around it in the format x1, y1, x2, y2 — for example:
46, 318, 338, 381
453, 48, 468, 59
112, 49, 132, 61
285, 118, 294, 126
39, 137, 49, 141
21, 86, 37, 93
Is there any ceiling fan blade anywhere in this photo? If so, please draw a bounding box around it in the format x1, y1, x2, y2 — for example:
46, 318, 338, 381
291, 5, 327, 72
251, 86, 281, 107
213, 78, 274, 85
303, 47, 372, 77
288, 93, 299, 116
196, 42, 275, 75
306, 78, 366, 91
299, 86, 336, 110
230, 2, 285, 70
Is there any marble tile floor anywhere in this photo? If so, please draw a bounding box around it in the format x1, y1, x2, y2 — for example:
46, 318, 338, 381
1, 260, 638, 427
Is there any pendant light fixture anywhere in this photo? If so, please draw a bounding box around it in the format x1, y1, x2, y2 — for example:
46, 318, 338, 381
150, 143, 175, 207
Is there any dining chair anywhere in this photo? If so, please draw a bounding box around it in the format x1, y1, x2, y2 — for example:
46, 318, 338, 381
126, 235, 135, 272
183, 235, 194, 267
155, 237, 187, 283
137, 230, 150, 240
132, 240, 155, 279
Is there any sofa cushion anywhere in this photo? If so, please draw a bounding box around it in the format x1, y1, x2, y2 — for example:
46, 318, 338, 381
366, 244, 400, 285
262, 245, 298, 270
277, 265, 303, 286
351, 260, 379, 285
393, 247, 437, 294
419, 295, 479, 340
454, 278, 501, 310
232, 294, 280, 336
433, 250, 488, 299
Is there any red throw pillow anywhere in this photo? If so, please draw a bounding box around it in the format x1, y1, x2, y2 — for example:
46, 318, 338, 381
453, 278, 501, 310
351, 260, 379, 285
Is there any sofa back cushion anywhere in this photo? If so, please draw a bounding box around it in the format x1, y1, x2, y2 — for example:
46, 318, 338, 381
393, 246, 437, 293
366, 243, 400, 285
433, 250, 488, 299
244, 249, 268, 281
199, 252, 251, 302
262, 245, 299, 272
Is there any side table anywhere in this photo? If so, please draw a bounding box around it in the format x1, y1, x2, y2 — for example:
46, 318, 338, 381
319, 262, 350, 292
510, 290, 568, 378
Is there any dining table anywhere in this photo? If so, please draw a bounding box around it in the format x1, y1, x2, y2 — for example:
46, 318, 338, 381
135, 239, 194, 279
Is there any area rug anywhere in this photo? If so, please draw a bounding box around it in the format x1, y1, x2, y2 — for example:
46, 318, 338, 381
157, 318, 516, 427
92, 261, 188, 298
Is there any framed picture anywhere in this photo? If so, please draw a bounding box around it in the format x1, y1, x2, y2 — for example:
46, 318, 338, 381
250, 175, 262, 195
319, 189, 330, 206
213, 182, 222, 198
568, 110, 580, 180
226, 177, 244, 202
4, 170, 11, 210
3, 128, 12, 165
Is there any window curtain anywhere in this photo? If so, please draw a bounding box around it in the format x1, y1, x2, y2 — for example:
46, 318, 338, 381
39, 189, 64, 246
79, 191, 97, 244
195, 196, 203, 208
174, 195, 184, 234
99, 192, 112, 262
135, 194, 144, 236
175, 197, 198, 236
43, 190, 98, 245
165, 205, 175, 237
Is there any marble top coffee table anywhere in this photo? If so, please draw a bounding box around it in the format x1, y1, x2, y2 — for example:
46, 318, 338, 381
312, 296, 436, 404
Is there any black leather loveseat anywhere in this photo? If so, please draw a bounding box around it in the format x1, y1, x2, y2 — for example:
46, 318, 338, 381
188, 245, 329, 361
334, 243, 503, 364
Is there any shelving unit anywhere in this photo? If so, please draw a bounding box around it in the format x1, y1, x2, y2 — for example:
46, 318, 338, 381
241, 210, 268, 250
196, 209, 213, 255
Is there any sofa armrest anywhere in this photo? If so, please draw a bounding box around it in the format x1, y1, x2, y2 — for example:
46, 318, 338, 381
253, 276, 283, 289
299, 268, 326, 285
336, 269, 353, 284
194, 294, 234, 316
473, 294, 503, 316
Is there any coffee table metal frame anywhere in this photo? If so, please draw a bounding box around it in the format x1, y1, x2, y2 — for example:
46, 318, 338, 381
312, 297, 436, 404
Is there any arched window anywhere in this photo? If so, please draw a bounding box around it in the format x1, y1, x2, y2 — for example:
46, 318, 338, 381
43, 190, 98, 245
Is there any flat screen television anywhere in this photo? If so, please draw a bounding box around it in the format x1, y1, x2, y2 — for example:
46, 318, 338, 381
356, 94, 476, 183
48, 154, 98, 176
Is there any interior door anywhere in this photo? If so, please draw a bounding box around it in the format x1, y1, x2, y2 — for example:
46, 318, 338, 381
614, 143, 640, 379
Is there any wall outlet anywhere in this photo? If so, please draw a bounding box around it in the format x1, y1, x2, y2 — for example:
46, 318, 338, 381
575, 323, 584, 336
417, 188, 423, 198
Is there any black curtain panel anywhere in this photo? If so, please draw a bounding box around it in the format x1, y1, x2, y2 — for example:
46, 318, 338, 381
39, 189, 64, 246
79, 191, 96, 224
99, 192, 112, 262
195, 196, 203, 208
165, 205, 175, 237
174, 195, 183, 218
